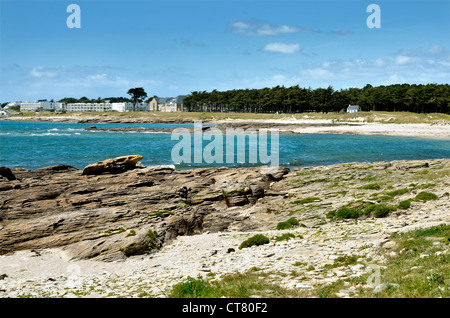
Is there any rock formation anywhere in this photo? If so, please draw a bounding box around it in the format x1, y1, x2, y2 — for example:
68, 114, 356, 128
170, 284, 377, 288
0, 156, 291, 261
81, 155, 144, 175
1, 156, 448, 264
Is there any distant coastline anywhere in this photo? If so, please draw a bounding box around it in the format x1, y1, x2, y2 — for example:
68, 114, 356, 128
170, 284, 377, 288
2, 111, 450, 138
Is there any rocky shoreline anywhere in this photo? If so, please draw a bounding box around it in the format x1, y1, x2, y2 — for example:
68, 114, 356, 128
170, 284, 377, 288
2, 114, 449, 138
1, 114, 198, 124
0, 157, 449, 297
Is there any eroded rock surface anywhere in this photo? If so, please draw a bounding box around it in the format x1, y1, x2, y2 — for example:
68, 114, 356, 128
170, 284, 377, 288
0, 159, 291, 261
1, 157, 448, 264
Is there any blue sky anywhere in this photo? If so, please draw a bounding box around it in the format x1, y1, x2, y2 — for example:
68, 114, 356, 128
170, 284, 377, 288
0, 0, 449, 102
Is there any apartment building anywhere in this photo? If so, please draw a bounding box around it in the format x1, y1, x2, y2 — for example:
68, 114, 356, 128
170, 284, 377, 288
66, 102, 150, 112
20, 101, 65, 112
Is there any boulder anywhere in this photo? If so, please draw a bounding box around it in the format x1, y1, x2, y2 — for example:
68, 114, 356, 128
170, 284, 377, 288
0, 167, 16, 181
260, 166, 290, 181
82, 155, 144, 175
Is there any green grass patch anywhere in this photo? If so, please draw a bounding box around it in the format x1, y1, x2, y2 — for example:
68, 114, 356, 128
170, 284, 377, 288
371, 204, 393, 218
276, 222, 292, 230
168, 271, 306, 298
386, 188, 410, 197
324, 255, 360, 269
222, 188, 248, 197
273, 233, 296, 242
276, 218, 299, 230
239, 234, 270, 249
120, 229, 159, 256
126, 230, 136, 237
292, 197, 322, 205
361, 175, 377, 182
315, 224, 450, 298
168, 277, 215, 298
358, 183, 381, 190
414, 191, 438, 202
327, 202, 395, 220
397, 199, 412, 210
371, 188, 411, 203
102, 228, 126, 237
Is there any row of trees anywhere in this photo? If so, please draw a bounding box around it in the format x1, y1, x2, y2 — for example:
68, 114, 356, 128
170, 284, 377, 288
58, 96, 133, 104
58, 88, 150, 105
183, 84, 450, 114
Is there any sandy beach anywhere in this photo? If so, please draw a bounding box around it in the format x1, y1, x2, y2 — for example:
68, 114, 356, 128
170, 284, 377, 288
218, 118, 450, 139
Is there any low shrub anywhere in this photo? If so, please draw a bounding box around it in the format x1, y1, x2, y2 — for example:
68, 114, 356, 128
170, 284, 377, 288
276, 218, 299, 230
239, 234, 270, 249
398, 199, 411, 209
327, 202, 395, 219
358, 183, 381, 190
414, 191, 438, 202
273, 233, 295, 242
276, 222, 292, 230
293, 197, 322, 205
335, 207, 360, 219
169, 277, 214, 298
286, 218, 299, 226
372, 204, 392, 218
386, 188, 410, 197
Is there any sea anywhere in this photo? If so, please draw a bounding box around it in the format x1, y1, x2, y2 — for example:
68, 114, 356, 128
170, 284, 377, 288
1, 120, 449, 171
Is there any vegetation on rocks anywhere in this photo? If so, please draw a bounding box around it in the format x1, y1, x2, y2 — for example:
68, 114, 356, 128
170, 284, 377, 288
168, 271, 305, 298
414, 191, 438, 202
120, 229, 159, 256
326, 202, 396, 220
276, 218, 299, 230
239, 234, 270, 249
397, 199, 412, 210
0, 158, 448, 298
167, 224, 449, 299
316, 224, 450, 298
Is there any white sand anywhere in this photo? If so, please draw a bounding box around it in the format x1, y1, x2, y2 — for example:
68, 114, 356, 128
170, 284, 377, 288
219, 119, 450, 139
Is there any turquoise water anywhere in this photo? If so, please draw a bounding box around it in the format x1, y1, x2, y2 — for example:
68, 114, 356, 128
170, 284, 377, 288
1, 120, 449, 170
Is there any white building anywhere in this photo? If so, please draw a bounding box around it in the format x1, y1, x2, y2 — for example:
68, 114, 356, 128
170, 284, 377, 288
20, 101, 65, 112
347, 105, 361, 113
66, 102, 149, 112
66, 103, 113, 112
111, 103, 149, 112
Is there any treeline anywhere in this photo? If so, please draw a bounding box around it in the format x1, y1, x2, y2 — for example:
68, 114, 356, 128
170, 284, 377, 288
58, 96, 133, 103
183, 84, 450, 114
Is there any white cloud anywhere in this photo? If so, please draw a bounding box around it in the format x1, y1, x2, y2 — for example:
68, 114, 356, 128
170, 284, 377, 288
395, 55, 420, 65
302, 68, 336, 80
230, 20, 318, 36
88, 73, 108, 80
396, 44, 449, 58
30, 66, 58, 78
298, 45, 450, 87
263, 42, 300, 54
